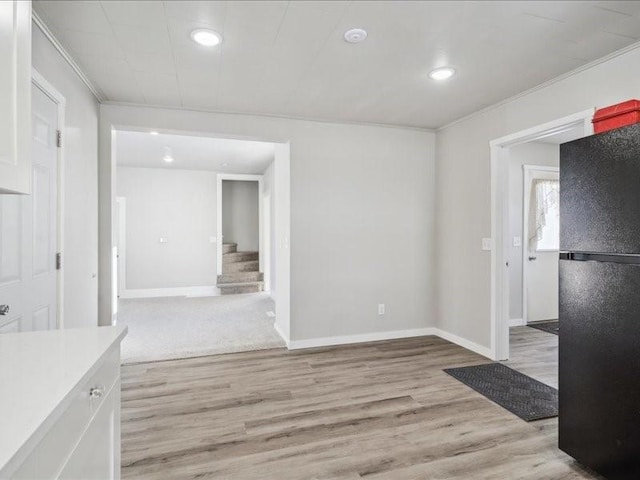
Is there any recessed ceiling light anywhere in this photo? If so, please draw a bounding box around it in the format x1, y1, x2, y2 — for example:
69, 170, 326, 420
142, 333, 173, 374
190, 29, 222, 47
150, 131, 159, 135
222, 162, 228, 167
163, 146, 174, 163
428, 67, 456, 81
344, 28, 367, 44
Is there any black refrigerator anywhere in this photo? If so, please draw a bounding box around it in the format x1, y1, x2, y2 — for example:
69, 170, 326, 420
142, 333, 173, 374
559, 122, 640, 479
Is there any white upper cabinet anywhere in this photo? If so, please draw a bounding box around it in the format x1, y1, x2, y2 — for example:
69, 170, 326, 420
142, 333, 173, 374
0, 1, 31, 195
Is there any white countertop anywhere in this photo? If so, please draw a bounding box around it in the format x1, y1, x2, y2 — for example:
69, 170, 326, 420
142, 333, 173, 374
0, 325, 127, 474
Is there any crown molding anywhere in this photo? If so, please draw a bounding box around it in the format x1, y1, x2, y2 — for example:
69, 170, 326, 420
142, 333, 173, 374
438, 39, 640, 132
32, 11, 106, 102
100, 100, 437, 133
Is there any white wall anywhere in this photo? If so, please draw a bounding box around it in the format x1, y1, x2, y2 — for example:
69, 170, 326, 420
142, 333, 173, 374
507, 142, 559, 321
116, 166, 217, 291
100, 105, 436, 341
262, 161, 277, 296
32, 24, 99, 329
222, 180, 259, 252
436, 44, 640, 349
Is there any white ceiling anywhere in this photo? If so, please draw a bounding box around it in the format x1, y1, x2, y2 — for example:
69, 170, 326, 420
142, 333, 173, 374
34, 1, 640, 129
115, 130, 275, 174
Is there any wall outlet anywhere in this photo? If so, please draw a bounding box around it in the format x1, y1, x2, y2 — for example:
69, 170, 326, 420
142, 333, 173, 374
481, 238, 492, 251
513, 236, 521, 247
378, 304, 385, 315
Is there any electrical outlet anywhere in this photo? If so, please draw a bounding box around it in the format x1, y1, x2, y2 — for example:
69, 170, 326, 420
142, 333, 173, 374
481, 238, 492, 251
513, 236, 522, 247
378, 304, 385, 315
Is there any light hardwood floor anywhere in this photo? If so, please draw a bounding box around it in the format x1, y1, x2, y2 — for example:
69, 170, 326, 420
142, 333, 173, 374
121, 333, 598, 479
505, 325, 559, 388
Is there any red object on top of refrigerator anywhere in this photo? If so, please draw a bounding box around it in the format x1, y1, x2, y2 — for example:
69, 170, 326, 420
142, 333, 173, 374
592, 99, 640, 134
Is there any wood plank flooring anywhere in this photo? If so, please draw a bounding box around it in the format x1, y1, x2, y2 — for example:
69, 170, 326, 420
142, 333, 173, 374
121, 334, 598, 479
505, 325, 559, 388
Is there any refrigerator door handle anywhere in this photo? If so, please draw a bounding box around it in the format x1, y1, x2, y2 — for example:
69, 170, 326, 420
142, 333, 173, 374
559, 251, 640, 264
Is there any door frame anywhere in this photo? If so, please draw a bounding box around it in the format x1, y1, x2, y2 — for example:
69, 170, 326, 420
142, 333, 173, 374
489, 109, 594, 360
31, 68, 66, 328
216, 174, 265, 278
521, 165, 560, 325
115, 197, 126, 301
262, 193, 271, 292
100, 114, 292, 344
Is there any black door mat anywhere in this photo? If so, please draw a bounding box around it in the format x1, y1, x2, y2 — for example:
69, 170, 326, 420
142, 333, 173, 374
444, 363, 558, 422
528, 320, 559, 336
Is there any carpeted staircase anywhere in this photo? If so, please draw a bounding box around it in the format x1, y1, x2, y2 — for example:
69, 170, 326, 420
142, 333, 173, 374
217, 243, 264, 294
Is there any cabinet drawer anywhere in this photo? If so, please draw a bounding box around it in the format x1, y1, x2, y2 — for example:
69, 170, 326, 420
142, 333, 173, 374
12, 348, 120, 479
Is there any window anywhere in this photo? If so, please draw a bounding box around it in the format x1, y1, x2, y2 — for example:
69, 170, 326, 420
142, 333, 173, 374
529, 179, 559, 251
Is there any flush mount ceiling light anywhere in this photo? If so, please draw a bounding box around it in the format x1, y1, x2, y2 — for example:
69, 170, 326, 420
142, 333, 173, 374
149, 131, 159, 135
190, 28, 222, 47
428, 67, 456, 81
344, 28, 367, 43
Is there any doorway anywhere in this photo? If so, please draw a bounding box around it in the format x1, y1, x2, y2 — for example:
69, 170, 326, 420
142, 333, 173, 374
216, 174, 268, 295
490, 109, 594, 363
110, 129, 289, 363
0, 70, 64, 333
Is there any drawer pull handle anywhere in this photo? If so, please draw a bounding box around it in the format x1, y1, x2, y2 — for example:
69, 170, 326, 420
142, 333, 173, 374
89, 386, 104, 399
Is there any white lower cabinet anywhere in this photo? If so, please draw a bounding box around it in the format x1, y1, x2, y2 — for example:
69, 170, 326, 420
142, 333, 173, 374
58, 383, 120, 480
11, 348, 121, 480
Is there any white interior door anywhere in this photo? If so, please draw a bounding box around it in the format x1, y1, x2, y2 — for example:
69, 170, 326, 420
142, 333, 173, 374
523, 166, 559, 323
0, 83, 58, 332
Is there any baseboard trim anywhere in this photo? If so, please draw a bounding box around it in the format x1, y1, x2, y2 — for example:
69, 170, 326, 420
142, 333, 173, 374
432, 328, 493, 359
119, 286, 220, 299
288, 328, 438, 350
286, 327, 493, 359
509, 318, 525, 327
273, 322, 290, 347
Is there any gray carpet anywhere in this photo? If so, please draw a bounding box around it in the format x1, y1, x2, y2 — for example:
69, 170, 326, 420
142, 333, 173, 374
117, 293, 285, 364
444, 363, 558, 421
528, 320, 559, 336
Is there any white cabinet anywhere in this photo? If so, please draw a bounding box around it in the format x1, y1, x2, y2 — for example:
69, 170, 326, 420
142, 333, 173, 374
0, 326, 127, 480
11, 347, 122, 480
0, 0, 31, 194
58, 381, 120, 480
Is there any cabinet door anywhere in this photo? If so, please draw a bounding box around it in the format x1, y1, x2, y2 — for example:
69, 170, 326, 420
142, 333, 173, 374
0, 0, 31, 194
58, 380, 121, 480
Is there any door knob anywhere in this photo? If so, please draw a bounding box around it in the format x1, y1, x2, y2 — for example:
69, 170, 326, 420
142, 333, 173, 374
89, 386, 104, 399
528, 256, 537, 261
0, 305, 9, 316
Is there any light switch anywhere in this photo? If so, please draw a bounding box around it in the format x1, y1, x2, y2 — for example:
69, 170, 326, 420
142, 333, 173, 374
209, 236, 217, 244
159, 237, 168, 243
481, 238, 492, 251
513, 236, 522, 247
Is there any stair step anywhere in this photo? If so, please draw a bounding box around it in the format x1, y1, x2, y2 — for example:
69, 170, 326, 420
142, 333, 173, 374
218, 281, 264, 295
222, 243, 237, 254
223, 251, 258, 263
222, 260, 259, 273
217, 271, 264, 284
